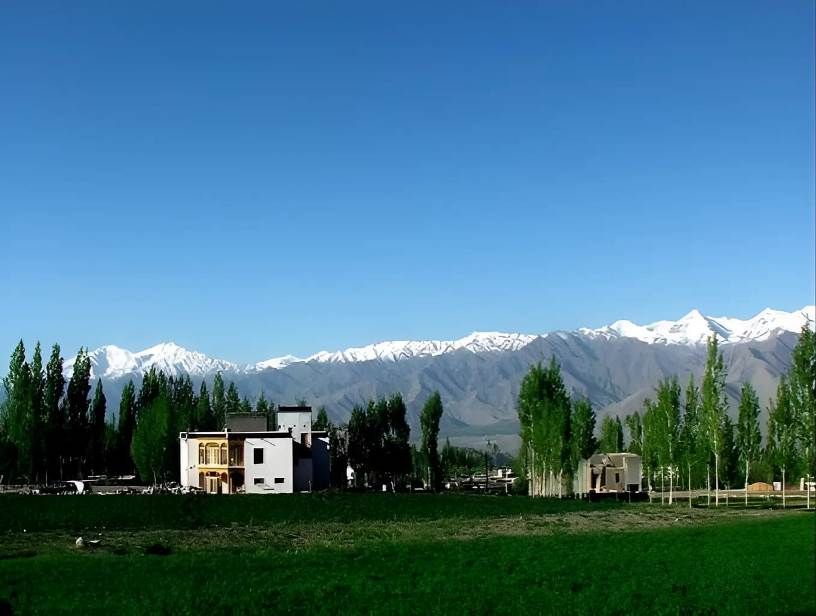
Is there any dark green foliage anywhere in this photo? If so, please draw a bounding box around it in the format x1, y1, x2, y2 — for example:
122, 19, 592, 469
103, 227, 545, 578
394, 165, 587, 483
328, 424, 349, 489
64, 347, 92, 478
211, 373, 225, 429
239, 397, 252, 414
345, 394, 411, 488
88, 380, 107, 475
420, 391, 444, 490
679, 374, 702, 489
788, 322, 815, 478
194, 381, 215, 431
115, 381, 137, 474
570, 398, 596, 471
313, 406, 330, 431
624, 411, 642, 454
736, 383, 761, 487
172, 375, 196, 432
1, 340, 36, 479
440, 438, 487, 477
131, 395, 170, 484
517, 359, 572, 495
43, 343, 66, 480
767, 376, 798, 482
700, 336, 727, 489
597, 415, 623, 453
225, 382, 241, 416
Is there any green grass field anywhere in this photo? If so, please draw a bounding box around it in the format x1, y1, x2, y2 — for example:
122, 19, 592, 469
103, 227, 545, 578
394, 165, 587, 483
1, 494, 813, 615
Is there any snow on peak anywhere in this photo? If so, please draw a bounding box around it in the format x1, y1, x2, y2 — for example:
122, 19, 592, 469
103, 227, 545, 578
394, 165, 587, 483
64, 342, 238, 379
65, 306, 814, 378
583, 305, 814, 346
252, 331, 539, 370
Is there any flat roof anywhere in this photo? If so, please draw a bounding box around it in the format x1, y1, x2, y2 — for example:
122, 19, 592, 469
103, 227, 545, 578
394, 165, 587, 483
277, 406, 311, 413
180, 431, 293, 439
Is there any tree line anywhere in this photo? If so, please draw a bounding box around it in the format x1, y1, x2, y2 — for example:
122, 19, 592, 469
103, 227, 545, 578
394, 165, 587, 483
0, 342, 277, 483
518, 323, 814, 501
0, 340, 465, 491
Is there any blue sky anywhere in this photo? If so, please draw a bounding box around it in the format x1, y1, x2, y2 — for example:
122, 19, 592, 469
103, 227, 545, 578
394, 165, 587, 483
1, 2, 813, 364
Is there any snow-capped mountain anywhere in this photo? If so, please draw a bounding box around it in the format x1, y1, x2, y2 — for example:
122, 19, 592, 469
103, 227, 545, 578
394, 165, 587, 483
64, 342, 238, 380
277, 331, 539, 367
580, 305, 815, 346
66, 305, 813, 379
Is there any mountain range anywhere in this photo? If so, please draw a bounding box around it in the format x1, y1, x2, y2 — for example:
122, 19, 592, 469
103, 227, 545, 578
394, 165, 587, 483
65, 305, 814, 452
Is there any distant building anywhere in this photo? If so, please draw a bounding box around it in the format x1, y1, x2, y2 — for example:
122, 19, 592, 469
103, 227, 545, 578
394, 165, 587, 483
179, 406, 330, 494
573, 452, 642, 497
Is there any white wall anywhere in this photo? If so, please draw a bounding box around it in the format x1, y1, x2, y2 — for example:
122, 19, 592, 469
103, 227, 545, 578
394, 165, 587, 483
277, 411, 312, 443
179, 435, 199, 488
244, 437, 294, 494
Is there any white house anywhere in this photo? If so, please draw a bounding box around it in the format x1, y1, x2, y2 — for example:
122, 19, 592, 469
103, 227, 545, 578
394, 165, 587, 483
179, 406, 330, 494
573, 452, 642, 497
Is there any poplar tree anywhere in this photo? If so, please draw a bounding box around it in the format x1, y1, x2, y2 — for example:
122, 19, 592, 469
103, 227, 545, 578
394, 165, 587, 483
44, 343, 66, 480
64, 347, 92, 478
654, 377, 681, 503
131, 394, 170, 484
679, 374, 701, 500
255, 390, 269, 416
313, 406, 330, 431
30, 343, 45, 479
116, 380, 137, 474
570, 398, 597, 470
767, 377, 797, 506
225, 382, 241, 416
88, 379, 107, 475
624, 411, 642, 455
420, 391, 444, 491
736, 382, 761, 505
2, 341, 35, 479
700, 336, 727, 505
211, 373, 225, 427
788, 321, 815, 480
195, 381, 214, 431
598, 415, 624, 453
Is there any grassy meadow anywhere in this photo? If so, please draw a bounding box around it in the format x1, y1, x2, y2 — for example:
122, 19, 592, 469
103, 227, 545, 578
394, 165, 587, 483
1, 493, 813, 615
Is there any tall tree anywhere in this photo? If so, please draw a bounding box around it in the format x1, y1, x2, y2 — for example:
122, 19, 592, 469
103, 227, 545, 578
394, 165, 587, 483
624, 412, 642, 455
598, 415, 624, 454
131, 394, 170, 485
736, 382, 761, 505
30, 342, 45, 479
700, 336, 728, 505
211, 373, 225, 427
313, 406, 330, 431
767, 377, 798, 507
346, 404, 369, 487
679, 374, 701, 500
517, 359, 572, 497
570, 398, 597, 471
88, 380, 107, 475
194, 381, 214, 431
64, 347, 92, 478
382, 394, 411, 488
654, 377, 681, 504
43, 343, 66, 480
788, 321, 815, 481
116, 380, 137, 474
420, 391, 444, 491
255, 391, 270, 416
328, 424, 349, 489
1, 341, 35, 479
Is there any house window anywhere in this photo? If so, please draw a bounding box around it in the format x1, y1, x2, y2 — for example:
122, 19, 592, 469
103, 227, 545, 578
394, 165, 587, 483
615, 473, 620, 483
274, 478, 284, 484
254, 448, 264, 464
220, 444, 228, 465
206, 443, 220, 465
198, 444, 205, 465
254, 478, 264, 485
